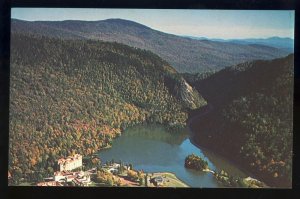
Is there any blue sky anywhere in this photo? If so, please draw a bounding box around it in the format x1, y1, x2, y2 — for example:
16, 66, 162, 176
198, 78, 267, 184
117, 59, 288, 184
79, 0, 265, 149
11, 8, 295, 39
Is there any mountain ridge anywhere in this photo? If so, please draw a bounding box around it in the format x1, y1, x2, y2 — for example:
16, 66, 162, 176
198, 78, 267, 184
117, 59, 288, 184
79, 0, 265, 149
182, 35, 294, 53
11, 18, 290, 73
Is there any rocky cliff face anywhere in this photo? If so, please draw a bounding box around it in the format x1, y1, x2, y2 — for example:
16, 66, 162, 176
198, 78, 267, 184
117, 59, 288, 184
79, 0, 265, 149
175, 78, 207, 110
163, 72, 207, 110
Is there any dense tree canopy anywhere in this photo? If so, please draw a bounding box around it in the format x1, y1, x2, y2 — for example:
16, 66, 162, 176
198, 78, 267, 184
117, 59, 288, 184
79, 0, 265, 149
9, 33, 206, 185
190, 54, 293, 187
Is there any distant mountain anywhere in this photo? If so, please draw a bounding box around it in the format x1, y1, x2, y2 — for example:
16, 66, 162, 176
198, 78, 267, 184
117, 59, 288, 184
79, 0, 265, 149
188, 54, 293, 187
230, 37, 294, 52
11, 18, 290, 73
183, 36, 294, 53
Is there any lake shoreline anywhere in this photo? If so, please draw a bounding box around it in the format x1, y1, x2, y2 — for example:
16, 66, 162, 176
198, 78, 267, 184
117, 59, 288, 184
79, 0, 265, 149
98, 124, 223, 187
187, 104, 253, 178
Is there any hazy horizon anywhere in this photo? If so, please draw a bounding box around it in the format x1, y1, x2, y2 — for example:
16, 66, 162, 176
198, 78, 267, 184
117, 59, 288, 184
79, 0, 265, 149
11, 8, 294, 40
11, 17, 294, 41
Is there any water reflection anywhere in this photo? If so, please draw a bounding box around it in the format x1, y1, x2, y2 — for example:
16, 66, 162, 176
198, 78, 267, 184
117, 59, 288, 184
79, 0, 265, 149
98, 124, 247, 187
121, 124, 188, 145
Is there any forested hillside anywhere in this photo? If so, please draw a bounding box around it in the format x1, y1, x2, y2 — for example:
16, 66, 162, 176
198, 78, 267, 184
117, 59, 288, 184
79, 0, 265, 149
190, 55, 293, 187
11, 18, 289, 73
9, 33, 206, 184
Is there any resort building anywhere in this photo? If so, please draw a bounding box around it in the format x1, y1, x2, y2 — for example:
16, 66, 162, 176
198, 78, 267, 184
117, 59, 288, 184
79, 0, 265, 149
107, 168, 119, 174
37, 181, 63, 186
73, 174, 91, 186
54, 171, 67, 182
57, 154, 82, 171
150, 176, 164, 186
36, 154, 95, 186
53, 170, 91, 186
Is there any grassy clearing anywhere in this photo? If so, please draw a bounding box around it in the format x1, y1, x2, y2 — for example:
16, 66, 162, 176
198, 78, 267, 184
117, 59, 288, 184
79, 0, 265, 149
148, 172, 189, 188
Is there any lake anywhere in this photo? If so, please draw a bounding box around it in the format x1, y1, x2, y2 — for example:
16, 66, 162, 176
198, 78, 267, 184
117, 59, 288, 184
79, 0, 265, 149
98, 124, 248, 187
